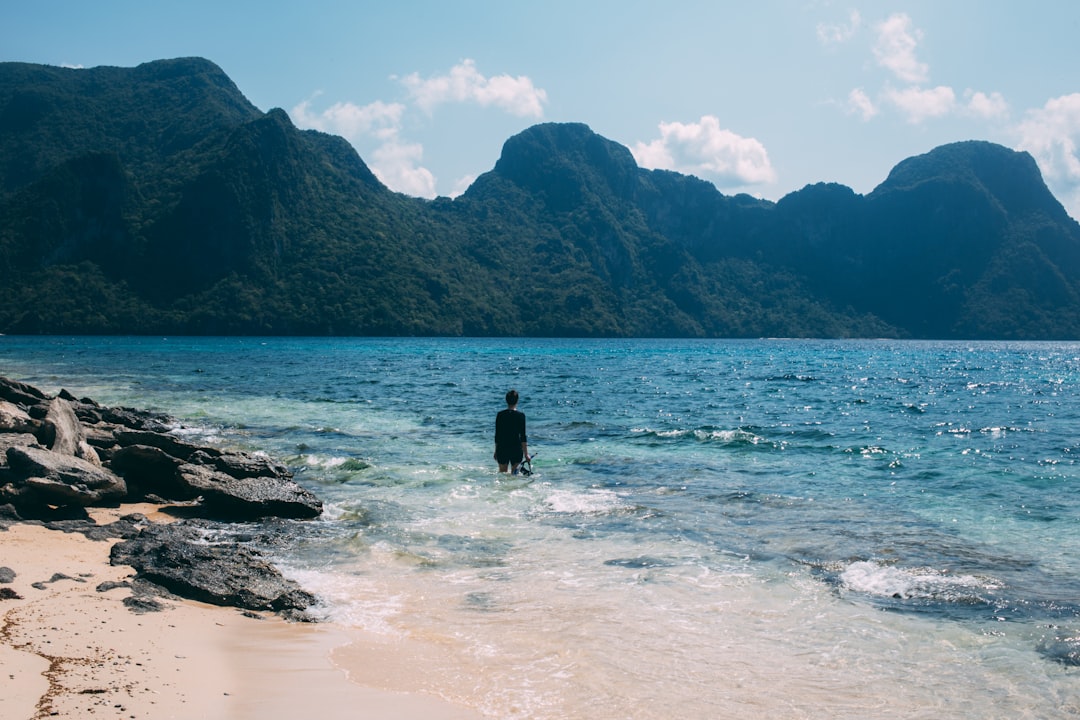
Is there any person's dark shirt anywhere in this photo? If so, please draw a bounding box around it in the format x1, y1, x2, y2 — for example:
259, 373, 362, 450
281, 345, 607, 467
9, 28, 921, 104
495, 408, 527, 451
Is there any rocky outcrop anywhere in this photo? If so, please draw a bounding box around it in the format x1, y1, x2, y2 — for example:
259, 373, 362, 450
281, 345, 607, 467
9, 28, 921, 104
0, 375, 322, 520
110, 522, 316, 618
0, 375, 324, 620
4, 445, 126, 506
0, 376, 49, 407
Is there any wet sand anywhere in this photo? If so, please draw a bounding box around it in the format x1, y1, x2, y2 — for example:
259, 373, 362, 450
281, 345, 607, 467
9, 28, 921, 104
0, 506, 483, 720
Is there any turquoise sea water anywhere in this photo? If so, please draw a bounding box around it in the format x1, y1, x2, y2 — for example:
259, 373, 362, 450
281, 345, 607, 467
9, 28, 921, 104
3, 336, 1080, 717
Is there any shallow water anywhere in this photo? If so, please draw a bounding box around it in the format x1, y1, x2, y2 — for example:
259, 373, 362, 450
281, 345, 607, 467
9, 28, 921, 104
4, 336, 1080, 717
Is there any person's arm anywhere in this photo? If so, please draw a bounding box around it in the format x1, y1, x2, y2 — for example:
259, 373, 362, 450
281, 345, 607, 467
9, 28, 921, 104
521, 415, 529, 460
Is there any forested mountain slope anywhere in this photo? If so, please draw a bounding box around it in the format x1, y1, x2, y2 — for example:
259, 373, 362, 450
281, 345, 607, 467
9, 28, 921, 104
2, 58, 1079, 338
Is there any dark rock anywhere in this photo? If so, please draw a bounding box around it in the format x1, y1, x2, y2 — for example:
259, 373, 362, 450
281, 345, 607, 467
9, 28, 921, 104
122, 595, 165, 613
44, 513, 149, 541
96, 579, 131, 592
110, 444, 321, 519
0, 503, 22, 525
0, 566, 14, 583
0, 587, 21, 600
109, 444, 191, 500
1, 478, 39, 507
36, 517, 98, 535
114, 430, 206, 460
0, 376, 48, 407
177, 462, 322, 520
32, 572, 85, 589
189, 449, 287, 480
89, 405, 173, 433
5, 445, 126, 506
72, 404, 103, 425
110, 521, 316, 616
0, 433, 43, 466
71, 399, 173, 432
82, 423, 120, 450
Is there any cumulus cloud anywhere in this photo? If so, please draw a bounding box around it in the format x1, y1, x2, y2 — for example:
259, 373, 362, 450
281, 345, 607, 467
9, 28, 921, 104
631, 115, 777, 187
400, 59, 547, 117
292, 96, 404, 140
835, 13, 1007, 128
1015, 93, 1080, 217
874, 13, 928, 84
847, 88, 878, 121
290, 60, 547, 198
965, 90, 1009, 120
450, 174, 477, 198
817, 9, 861, 45
883, 85, 957, 123
291, 96, 436, 197
370, 139, 437, 198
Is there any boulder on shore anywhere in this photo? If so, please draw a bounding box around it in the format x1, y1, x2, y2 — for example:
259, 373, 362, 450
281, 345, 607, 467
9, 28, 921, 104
109, 443, 322, 520
178, 462, 323, 520
0, 375, 322, 522
110, 522, 316, 619
0, 400, 35, 433
0, 376, 49, 407
4, 445, 127, 506
42, 397, 100, 465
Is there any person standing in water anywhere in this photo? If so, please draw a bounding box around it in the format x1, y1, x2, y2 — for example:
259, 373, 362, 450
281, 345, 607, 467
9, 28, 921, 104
494, 389, 530, 474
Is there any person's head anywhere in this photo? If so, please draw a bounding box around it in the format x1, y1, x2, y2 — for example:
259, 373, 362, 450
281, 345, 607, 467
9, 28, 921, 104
505, 389, 519, 407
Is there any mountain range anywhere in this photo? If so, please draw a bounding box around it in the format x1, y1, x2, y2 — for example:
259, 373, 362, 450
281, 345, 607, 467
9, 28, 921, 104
2, 57, 1079, 339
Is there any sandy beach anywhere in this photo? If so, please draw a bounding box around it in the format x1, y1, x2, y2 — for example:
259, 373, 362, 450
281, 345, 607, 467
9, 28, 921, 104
0, 505, 483, 720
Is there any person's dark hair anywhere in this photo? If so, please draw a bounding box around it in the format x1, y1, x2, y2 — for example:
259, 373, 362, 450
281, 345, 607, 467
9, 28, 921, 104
505, 389, 519, 406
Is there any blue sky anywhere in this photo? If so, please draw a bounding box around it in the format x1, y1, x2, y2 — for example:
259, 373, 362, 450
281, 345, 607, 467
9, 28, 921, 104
5, 1, 1080, 219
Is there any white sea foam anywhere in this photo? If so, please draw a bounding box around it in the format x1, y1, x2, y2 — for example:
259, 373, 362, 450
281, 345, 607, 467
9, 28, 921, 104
839, 560, 998, 600
630, 426, 766, 444
543, 488, 626, 515
169, 424, 226, 446
281, 565, 406, 632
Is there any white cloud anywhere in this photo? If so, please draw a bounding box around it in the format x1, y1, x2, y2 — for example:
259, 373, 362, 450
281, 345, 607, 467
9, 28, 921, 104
834, 10, 1012, 150
288, 60, 547, 198
847, 88, 878, 121
450, 174, 476, 198
817, 9, 861, 45
292, 97, 404, 140
631, 115, 777, 187
883, 85, 956, 123
874, 13, 928, 84
964, 90, 1009, 120
291, 96, 437, 198
1015, 93, 1080, 218
400, 59, 547, 117
371, 139, 437, 198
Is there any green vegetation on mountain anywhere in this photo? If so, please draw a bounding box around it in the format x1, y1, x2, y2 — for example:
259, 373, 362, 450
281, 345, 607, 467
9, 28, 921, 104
2, 58, 1079, 338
